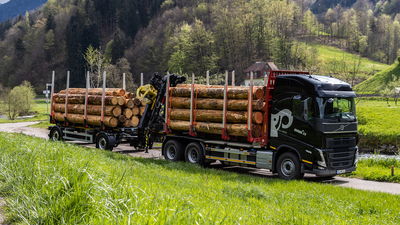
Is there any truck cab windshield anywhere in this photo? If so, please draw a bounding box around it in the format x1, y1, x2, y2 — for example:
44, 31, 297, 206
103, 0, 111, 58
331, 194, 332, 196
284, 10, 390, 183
317, 97, 356, 122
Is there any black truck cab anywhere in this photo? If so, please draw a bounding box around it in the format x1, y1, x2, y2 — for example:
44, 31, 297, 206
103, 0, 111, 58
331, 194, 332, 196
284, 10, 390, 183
269, 74, 357, 177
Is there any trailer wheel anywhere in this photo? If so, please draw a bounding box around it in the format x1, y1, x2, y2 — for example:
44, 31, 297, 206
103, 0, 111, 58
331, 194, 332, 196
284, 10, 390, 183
163, 139, 184, 161
49, 126, 63, 141
276, 152, 304, 180
185, 142, 205, 166
96, 133, 114, 151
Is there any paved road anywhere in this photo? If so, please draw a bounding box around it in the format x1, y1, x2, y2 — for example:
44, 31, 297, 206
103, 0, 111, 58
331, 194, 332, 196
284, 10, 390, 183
0, 122, 399, 195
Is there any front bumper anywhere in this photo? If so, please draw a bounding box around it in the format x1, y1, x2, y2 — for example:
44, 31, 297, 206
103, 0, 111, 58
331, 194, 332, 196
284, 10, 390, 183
312, 166, 356, 177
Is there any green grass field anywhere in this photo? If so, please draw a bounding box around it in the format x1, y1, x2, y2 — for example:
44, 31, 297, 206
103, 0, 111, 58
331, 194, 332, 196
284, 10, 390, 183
356, 99, 400, 149
0, 133, 399, 224
346, 158, 400, 183
0, 99, 49, 124
313, 44, 388, 75
355, 61, 400, 93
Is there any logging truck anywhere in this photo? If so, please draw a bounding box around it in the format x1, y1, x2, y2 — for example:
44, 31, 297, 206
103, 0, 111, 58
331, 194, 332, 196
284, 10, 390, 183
48, 70, 358, 180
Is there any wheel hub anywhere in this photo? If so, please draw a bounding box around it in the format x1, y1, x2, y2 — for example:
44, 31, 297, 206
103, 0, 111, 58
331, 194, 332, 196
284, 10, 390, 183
166, 146, 176, 159
281, 159, 295, 177
188, 148, 198, 163
99, 138, 107, 149
52, 132, 59, 141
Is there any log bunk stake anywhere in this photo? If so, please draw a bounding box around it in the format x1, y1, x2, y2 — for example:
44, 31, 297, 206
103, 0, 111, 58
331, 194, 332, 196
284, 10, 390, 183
50, 71, 55, 122
64, 71, 70, 127
189, 73, 196, 137
164, 74, 171, 134
84, 71, 90, 127
221, 70, 229, 140
101, 71, 106, 130
247, 71, 254, 143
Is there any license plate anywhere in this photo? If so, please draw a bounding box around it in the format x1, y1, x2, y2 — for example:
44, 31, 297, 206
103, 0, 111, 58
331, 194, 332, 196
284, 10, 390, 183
337, 169, 346, 174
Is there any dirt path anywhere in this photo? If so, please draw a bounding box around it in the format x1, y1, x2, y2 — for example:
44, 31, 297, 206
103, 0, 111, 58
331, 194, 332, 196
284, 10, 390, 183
0, 122, 399, 195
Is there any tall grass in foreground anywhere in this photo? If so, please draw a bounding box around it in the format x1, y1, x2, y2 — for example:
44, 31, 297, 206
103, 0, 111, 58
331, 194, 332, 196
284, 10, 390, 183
0, 133, 399, 224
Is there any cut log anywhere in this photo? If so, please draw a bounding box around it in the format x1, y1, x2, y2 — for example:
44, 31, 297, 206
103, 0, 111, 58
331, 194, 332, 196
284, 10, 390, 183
117, 96, 126, 106
125, 99, 135, 108
170, 109, 263, 124
125, 92, 135, 99
59, 88, 126, 96
172, 85, 265, 99
132, 107, 140, 116
139, 106, 146, 115
53, 94, 118, 106
123, 116, 140, 127
54, 104, 122, 117
168, 120, 261, 137
53, 112, 118, 128
123, 108, 133, 119
170, 97, 264, 111
118, 115, 127, 123
133, 98, 142, 106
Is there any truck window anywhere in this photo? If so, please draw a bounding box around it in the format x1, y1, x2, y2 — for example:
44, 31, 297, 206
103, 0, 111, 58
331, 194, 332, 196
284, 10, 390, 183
274, 97, 292, 111
293, 96, 318, 121
317, 97, 356, 122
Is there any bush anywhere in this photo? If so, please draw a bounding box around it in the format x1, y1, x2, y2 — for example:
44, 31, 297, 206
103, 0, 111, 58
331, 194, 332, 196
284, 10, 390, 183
4, 81, 35, 120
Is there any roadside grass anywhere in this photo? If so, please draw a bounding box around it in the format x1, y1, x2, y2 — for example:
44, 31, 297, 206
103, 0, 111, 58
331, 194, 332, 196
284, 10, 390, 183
313, 44, 388, 80
356, 99, 400, 151
346, 158, 400, 183
0, 133, 399, 224
0, 99, 49, 124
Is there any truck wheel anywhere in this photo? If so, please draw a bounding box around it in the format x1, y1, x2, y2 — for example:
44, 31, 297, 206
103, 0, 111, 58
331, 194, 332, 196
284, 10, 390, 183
185, 142, 205, 166
96, 133, 114, 151
163, 139, 184, 161
276, 152, 304, 180
49, 126, 63, 141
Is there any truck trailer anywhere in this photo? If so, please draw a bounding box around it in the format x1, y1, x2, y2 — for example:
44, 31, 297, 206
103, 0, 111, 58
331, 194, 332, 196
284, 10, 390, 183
49, 70, 358, 180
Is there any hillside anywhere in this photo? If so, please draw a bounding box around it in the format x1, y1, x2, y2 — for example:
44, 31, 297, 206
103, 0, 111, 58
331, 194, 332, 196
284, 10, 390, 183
0, 0, 47, 22
313, 44, 389, 85
355, 59, 400, 93
0, 0, 399, 91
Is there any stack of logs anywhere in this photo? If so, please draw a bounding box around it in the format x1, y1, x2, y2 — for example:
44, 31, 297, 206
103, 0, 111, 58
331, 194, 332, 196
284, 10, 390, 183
52, 88, 146, 128
167, 84, 266, 138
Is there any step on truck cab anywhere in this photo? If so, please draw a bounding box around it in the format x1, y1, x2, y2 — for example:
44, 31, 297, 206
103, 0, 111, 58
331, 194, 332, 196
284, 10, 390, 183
153, 70, 358, 180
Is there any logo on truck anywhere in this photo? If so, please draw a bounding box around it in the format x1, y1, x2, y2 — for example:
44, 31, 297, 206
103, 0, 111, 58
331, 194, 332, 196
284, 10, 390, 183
271, 109, 293, 137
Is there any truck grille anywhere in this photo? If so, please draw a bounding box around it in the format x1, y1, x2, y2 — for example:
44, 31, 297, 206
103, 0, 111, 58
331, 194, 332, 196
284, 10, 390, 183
326, 137, 356, 148
327, 148, 356, 169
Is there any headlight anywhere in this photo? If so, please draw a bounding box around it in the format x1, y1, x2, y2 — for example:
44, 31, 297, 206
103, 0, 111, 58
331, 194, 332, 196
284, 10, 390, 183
316, 149, 327, 167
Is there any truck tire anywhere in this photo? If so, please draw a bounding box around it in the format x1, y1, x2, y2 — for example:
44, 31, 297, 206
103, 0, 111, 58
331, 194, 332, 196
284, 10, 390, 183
96, 133, 114, 151
163, 139, 184, 161
184, 142, 205, 166
276, 152, 304, 180
49, 126, 63, 141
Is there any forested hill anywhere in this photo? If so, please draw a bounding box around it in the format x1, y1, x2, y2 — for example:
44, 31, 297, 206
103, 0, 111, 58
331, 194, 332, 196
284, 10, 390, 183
311, 0, 400, 15
0, 0, 163, 89
0, 0, 400, 91
0, 0, 47, 22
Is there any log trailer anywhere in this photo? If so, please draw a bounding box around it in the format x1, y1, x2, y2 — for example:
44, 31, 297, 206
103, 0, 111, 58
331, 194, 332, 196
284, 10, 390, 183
48, 70, 358, 180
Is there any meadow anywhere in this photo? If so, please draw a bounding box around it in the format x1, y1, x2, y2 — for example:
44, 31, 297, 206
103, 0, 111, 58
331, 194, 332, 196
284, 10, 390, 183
313, 44, 389, 80
356, 99, 400, 152
347, 158, 400, 183
0, 133, 399, 224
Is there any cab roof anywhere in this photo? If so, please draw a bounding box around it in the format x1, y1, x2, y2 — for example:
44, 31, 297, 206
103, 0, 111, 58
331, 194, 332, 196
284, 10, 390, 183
276, 74, 356, 98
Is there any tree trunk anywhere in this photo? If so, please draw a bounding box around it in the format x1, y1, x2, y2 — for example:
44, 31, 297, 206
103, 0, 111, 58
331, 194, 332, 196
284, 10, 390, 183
173, 85, 265, 99
123, 116, 139, 127
139, 106, 145, 115
53, 112, 118, 128
169, 120, 261, 137
53, 104, 121, 117
53, 94, 118, 105
170, 97, 265, 111
59, 88, 126, 96
170, 109, 263, 124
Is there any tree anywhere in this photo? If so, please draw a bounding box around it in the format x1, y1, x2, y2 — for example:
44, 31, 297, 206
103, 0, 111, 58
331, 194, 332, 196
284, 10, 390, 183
84, 45, 111, 88
5, 81, 35, 120
105, 58, 137, 92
